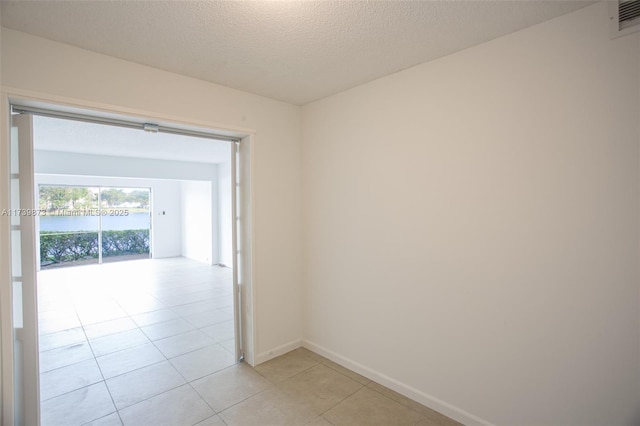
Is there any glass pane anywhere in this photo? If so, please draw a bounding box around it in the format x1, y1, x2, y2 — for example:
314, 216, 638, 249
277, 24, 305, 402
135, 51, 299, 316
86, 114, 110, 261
10, 126, 19, 174
11, 229, 22, 278
38, 185, 99, 269
12, 281, 23, 328
10, 179, 20, 226
100, 187, 151, 263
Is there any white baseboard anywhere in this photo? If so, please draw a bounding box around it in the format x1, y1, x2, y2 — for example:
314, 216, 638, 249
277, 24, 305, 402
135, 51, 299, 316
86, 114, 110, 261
303, 340, 495, 426
255, 339, 303, 365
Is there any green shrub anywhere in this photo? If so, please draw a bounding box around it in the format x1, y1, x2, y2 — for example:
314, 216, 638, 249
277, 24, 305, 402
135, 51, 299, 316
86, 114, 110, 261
40, 231, 99, 264
40, 229, 149, 266
102, 230, 150, 257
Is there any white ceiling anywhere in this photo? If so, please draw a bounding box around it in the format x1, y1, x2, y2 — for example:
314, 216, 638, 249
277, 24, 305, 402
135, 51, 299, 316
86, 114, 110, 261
33, 115, 232, 164
1, 0, 595, 105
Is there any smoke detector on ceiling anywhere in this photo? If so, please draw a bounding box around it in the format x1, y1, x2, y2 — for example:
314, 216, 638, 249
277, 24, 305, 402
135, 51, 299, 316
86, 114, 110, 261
609, 0, 640, 38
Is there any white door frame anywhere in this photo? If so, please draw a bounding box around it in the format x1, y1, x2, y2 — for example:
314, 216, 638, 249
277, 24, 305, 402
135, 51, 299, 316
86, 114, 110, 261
0, 91, 257, 424
1, 92, 15, 426
1, 100, 41, 426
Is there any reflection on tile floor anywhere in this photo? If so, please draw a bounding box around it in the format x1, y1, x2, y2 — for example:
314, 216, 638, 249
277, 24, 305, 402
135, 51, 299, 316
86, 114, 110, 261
38, 257, 462, 426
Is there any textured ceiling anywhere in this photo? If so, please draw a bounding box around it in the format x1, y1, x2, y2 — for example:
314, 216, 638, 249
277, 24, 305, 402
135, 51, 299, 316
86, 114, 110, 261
1, 0, 594, 105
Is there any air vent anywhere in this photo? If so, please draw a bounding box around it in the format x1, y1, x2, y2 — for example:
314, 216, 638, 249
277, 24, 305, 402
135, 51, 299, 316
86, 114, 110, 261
610, 0, 640, 38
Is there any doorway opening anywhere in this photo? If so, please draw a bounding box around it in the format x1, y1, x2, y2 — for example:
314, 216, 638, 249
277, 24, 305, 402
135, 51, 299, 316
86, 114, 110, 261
5, 101, 252, 425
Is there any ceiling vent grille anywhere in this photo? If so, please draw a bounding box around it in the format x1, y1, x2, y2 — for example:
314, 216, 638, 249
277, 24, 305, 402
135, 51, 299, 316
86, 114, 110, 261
610, 0, 640, 38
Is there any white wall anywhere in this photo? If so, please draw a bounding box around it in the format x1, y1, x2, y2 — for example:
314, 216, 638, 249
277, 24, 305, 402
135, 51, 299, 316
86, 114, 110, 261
302, 3, 640, 426
35, 150, 217, 181
218, 160, 233, 267
35, 174, 182, 259
150, 181, 182, 258
1, 28, 304, 361
181, 180, 213, 264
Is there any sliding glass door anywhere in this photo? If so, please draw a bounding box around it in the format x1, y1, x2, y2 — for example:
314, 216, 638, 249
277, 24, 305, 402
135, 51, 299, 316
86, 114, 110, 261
38, 185, 150, 269
99, 187, 151, 263
38, 185, 100, 268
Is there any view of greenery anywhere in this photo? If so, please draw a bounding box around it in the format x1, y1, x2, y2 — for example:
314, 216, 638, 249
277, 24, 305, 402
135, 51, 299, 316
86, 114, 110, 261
38, 185, 151, 268
40, 229, 150, 265
100, 188, 149, 208
39, 186, 150, 211
39, 186, 96, 211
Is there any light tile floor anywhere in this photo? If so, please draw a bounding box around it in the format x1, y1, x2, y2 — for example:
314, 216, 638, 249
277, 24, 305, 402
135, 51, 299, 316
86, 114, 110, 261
38, 258, 462, 426
38, 257, 236, 425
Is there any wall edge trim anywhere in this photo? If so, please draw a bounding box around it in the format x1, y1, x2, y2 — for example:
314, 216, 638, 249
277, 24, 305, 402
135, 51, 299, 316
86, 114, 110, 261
302, 340, 495, 426
255, 338, 303, 365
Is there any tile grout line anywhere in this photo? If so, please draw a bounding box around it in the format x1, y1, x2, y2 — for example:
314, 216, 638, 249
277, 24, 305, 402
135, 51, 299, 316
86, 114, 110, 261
313, 381, 365, 419
364, 381, 438, 425
271, 354, 368, 423
76, 294, 124, 425
113, 282, 237, 423
254, 354, 323, 384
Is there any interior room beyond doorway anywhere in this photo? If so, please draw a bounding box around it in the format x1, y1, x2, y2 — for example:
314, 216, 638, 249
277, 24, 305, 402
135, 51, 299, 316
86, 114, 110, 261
29, 112, 238, 424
